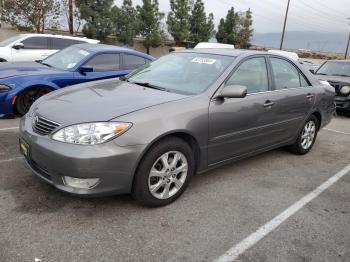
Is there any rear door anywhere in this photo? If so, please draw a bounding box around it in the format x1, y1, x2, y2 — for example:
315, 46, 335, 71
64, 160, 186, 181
265, 56, 315, 141
11, 36, 51, 62
208, 56, 277, 164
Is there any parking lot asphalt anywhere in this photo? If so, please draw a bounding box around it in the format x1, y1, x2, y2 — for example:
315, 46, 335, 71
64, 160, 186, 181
0, 115, 349, 262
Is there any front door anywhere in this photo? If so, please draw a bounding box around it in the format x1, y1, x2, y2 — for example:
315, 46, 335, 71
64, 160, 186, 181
11, 36, 52, 62
208, 56, 276, 165
73, 53, 128, 85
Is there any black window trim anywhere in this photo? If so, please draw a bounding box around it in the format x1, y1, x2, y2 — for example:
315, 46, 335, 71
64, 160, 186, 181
267, 55, 312, 91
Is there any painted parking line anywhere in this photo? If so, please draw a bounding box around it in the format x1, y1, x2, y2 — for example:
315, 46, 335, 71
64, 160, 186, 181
214, 164, 350, 262
323, 128, 350, 136
0, 126, 19, 131
0, 156, 23, 164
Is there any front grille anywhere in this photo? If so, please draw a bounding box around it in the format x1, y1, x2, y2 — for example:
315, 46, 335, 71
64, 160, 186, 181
32, 115, 60, 136
328, 81, 348, 97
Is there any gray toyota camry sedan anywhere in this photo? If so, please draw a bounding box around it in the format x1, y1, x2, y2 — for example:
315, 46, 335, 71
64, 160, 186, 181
19, 49, 335, 207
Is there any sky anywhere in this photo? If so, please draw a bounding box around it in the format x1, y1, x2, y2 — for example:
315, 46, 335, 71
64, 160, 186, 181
114, 0, 350, 34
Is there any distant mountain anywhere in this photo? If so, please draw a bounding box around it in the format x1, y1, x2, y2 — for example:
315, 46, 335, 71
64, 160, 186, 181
252, 31, 349, 53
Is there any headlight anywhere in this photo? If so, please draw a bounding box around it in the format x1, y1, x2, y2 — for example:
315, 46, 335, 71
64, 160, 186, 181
52, 122, 132, 145
0, 84, 11, 93
340, 85, 350, 95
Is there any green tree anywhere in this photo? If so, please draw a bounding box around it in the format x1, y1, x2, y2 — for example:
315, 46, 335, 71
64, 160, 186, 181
2, 0, 60, 32
76, 0, 114, 41
236, 9, 253, 48
137, 0, 164, 54
112, 0, 138, 46
216, 7, 253, 48
167, 0, 191, 45
189, 0, 214, 44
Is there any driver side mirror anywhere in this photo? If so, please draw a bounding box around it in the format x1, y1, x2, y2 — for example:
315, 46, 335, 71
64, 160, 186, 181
217, 85, 247, 99
12, 42, 24, 50
79, 65, 93, 74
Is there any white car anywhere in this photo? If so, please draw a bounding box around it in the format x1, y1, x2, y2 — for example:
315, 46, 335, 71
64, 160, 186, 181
194, 42, 235, 49
0, 34, 99, 62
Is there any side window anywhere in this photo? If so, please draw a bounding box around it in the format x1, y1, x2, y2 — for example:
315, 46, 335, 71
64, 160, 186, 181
299, 73, 310, 87
51, 38, 84, 50
123, 54, 146, 69
225, 57, 269, 94
22, 37, 49, 49
270, 57, 302, 89
85, 53, 120, 72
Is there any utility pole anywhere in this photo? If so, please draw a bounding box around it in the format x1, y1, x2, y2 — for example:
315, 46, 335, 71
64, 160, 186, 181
280, 0, 291, 50
345, 18, 350, 59
68, 0, 74, 34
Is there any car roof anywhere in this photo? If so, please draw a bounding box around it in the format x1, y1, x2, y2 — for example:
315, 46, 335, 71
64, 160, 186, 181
74, 44, 155, 60
178, 48, 270, 57
325, 60, 350, 63
19, 33, 99, 43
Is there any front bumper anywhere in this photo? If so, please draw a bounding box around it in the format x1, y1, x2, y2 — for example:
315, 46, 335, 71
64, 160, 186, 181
334, 96, 350, 110
19, 115, 147, 196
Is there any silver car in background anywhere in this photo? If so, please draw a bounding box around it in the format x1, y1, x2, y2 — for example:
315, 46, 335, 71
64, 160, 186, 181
19, 49, 335, 207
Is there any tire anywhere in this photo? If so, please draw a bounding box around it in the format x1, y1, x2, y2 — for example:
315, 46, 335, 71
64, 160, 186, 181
15, 87, 51, 115
288, 115, 319, 155
132, 137, 195, 207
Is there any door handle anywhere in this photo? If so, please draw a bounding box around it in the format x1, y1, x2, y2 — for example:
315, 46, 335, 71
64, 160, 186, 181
306, 93, 314, 99
263, 100, 274, 108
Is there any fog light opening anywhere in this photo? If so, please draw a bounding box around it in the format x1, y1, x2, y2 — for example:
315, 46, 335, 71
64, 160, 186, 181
63, 176, 100, 189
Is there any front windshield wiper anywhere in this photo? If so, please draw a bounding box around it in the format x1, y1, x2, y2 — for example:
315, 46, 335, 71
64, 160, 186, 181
38, 61, 52, 68
331, 74, 350, 77
315, 73, 327, 75
129, 81, 167, 91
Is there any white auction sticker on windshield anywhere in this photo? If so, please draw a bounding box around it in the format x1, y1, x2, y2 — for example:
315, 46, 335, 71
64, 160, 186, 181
191, 57, 216, 65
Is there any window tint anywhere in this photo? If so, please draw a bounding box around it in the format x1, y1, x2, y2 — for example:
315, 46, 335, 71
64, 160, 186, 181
270, 57, 302, 89
124, 54, 146, 69
22, 37, 49, 49
51, 38, 85, 49
85, 53, 120, 71
225, 57, 269, 93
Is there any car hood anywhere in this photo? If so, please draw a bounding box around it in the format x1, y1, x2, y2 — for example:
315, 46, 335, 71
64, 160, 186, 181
316, 75, 350, 84
0, 62, 63, 79
33, 79, 188, 124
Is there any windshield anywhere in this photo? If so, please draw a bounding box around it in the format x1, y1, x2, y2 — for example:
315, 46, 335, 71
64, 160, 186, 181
42, 46, 91, 70
316, 61, 350, 77
0, 35, 24, 47
128, 53, 234, 94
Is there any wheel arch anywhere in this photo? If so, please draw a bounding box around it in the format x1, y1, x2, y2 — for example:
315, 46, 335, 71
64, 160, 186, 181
13, 84, 56, 114
311, 111, 322, 130
131, 131, 202, 187
0, 58, 7, 62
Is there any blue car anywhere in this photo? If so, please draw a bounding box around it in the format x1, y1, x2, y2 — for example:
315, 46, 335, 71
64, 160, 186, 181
0, 44, 154, 118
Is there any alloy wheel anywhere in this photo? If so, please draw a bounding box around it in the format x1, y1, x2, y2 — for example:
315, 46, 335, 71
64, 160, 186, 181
148, 151, 188, 200
301, 120, 316, 150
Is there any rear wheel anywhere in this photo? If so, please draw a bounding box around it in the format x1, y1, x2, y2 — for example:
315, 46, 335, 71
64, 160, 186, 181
132, 137, 194, 207
288, 115, 318, 155
15, 87, 51, 115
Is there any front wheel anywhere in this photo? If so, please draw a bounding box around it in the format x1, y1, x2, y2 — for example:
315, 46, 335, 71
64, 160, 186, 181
132, 137, 195, 207
15, 87, 51, 115
288, 115, 319, 155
